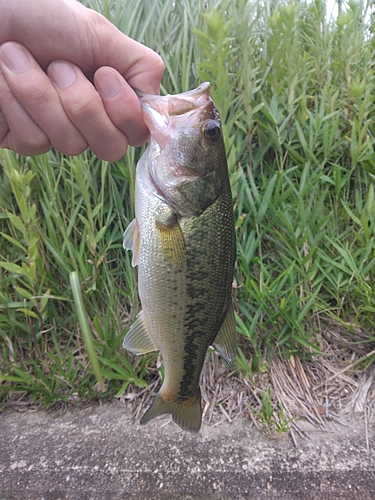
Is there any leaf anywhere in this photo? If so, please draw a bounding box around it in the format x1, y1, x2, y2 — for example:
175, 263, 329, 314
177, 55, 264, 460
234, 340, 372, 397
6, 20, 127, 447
341, 200, 361, 226
99, 356, 136, 379
0, 262, 27, 277
17, 308, 39, 319
95, 226, 107, 243
0, 375, 32, 383
292, 334, 322, 353
0, 232, 27, 252
256, 173, 278, 224
6, 213, 26, 237
70, 271, 104, 390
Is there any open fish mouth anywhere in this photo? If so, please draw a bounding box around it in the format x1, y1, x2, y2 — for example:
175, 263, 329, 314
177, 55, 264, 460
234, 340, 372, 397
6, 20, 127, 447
134, 82, 211, 109
133, 82, 224, 217
134, 82, 214, 133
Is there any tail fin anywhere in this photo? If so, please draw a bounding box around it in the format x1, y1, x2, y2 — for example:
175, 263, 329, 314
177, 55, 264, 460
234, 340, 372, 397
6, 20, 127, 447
140, 391, 202, 433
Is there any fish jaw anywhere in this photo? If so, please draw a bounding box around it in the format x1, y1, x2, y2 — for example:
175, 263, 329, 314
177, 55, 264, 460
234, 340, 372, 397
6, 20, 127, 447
138, 81, 218, 157
138, 83, 225, 217
137, 82, 213, 136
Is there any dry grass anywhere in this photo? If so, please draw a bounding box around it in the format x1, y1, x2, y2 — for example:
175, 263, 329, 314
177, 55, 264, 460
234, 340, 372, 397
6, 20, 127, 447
111, 317, 375, 442
4, 316, 375, 447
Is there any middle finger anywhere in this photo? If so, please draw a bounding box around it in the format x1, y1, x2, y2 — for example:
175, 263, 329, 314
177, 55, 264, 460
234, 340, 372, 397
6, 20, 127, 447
48, 60, 129, 162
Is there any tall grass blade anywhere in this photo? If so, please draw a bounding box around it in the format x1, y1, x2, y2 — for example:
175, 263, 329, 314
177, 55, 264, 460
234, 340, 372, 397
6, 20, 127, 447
69, 271, 104, 390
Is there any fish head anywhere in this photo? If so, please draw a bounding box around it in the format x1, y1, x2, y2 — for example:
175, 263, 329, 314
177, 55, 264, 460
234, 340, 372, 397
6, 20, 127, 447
139, 82, 228, 216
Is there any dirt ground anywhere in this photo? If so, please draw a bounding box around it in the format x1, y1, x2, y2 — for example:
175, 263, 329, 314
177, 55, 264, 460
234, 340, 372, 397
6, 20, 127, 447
0, 403, 374, 500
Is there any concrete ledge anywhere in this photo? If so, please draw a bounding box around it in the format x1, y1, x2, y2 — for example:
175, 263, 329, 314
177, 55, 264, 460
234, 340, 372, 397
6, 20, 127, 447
0, 404, 374, 499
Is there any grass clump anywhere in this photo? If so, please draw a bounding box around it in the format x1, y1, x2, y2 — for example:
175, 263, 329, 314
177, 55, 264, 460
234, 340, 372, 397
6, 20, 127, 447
1, 0, 374, 426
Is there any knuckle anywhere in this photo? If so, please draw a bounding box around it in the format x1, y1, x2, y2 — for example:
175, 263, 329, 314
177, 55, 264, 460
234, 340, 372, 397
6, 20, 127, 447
27, 86, 55, 107
0, 110, 49, 154
0, 76, 13, 102
92, 138, 127, 162
14, 126, 50, 155
65, 93, 99, 120
57, 138, 88, 157
15, 140, 50, 156
0, 119, 9, 145
153, 54, 165, 79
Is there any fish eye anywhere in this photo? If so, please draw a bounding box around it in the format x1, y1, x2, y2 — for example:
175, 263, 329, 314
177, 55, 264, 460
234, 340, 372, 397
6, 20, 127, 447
202, 120, 221, 143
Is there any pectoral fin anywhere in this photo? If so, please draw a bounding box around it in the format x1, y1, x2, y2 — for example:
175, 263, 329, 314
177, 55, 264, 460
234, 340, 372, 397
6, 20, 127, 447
123, 218, 140, 267
123, 310, 157, 355
156, 215, 186, 267
212, 303, 237, 366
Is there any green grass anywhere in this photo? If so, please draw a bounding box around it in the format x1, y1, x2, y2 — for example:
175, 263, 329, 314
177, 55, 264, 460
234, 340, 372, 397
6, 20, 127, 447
1, 0, 375, 408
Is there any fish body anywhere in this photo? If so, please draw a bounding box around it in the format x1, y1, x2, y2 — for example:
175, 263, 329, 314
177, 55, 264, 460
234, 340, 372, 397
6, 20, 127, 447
123, 83, 236, 433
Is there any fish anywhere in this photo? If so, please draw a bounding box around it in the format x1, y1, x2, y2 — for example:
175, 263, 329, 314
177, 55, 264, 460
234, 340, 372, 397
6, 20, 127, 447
122, 82, 236, 433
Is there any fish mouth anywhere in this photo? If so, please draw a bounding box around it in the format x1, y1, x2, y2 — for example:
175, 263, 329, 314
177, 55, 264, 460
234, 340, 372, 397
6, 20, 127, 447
135, 82, 211, 111
135, 83, 220, 216
135, 82, 213, 134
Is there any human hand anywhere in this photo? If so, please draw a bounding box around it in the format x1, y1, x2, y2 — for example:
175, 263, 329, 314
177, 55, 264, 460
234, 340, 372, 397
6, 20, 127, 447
0, 0, 164, 160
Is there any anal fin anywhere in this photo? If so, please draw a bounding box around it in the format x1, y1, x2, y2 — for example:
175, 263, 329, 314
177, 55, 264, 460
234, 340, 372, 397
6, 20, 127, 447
123, 310, 157, 355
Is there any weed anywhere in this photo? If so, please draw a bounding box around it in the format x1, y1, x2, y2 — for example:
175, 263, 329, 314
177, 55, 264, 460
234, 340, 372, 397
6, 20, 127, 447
1, 0, 374, 410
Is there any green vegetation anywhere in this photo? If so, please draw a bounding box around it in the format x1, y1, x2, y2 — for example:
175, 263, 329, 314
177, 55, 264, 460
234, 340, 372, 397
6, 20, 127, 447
1, 0, 374, 411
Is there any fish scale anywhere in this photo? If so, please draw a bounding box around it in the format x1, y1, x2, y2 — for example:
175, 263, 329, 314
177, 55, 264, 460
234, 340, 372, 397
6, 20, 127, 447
122, 83, 236, 433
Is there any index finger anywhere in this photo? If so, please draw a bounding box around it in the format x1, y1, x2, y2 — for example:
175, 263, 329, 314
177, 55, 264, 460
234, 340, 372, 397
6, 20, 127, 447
94, 66, 149, 148
115, 41, 164, 95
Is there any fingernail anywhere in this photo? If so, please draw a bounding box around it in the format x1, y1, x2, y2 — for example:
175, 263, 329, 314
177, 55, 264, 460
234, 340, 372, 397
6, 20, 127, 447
96, 71, 121, 98
0, 43, 31, 73
49, 61, 77, 89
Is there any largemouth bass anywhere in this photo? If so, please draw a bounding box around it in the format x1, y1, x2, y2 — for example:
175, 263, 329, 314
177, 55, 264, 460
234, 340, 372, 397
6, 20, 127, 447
123, 82, 236, 433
